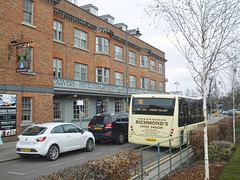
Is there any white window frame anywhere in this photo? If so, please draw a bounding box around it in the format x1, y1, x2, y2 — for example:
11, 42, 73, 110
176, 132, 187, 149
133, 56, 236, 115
53, 20, 63, 42
129, 51, 136, 65
115, 72, 123, 86
141, 77, 149, 89
159, 82, 164, 92
53, 101, 62, 121
140, 55, 148, 68
53, 58, 62, 78
96, 67, 109, 84
159, 63, 163, 74
73, 96, 89, 119
96, 36, 109, 55
27, 46, 33, 72
74, 28, 87, 50
129, 75, 136, 88
151, 80, 156, 90
74, 62, 87, 81
115, 98, 125, 113
22, 97, 33, 123
115, 45, 123, 61
150, 60, 156, 72
23, 0, 34, 25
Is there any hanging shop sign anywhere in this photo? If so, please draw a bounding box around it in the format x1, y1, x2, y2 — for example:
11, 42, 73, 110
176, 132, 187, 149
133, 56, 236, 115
16, 46, 28, 73
0, 94, 17, 137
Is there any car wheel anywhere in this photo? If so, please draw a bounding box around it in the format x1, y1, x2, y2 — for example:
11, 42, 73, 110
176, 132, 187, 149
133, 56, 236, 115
115, 132, 125, 145
84, 138, 94, 152
46, 145, 59, 161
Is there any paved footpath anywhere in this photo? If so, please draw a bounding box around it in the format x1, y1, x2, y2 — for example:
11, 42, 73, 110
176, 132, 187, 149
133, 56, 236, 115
0, 141, 20, 163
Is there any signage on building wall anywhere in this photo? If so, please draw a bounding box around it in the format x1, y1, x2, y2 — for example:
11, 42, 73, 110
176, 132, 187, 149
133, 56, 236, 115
0, 94, 17, 137
16, 46, 28, 73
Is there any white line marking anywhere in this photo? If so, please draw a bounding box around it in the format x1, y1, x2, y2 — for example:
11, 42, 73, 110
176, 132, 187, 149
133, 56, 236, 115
49, 163, 63, 168
93, 152, 103, 156
73, 157, 85, 161
110, 148, 118, 151
8, 170, 37, 176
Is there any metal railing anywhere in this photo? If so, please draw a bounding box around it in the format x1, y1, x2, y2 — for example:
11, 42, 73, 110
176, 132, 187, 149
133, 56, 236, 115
131, 132, 194, 180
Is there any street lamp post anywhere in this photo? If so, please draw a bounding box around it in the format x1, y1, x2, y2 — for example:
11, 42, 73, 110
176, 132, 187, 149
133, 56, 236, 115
174, 82, 179, 93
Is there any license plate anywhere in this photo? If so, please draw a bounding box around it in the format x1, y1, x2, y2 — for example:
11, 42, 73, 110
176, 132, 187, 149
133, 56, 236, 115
94, 127, 102, 130
21, 148, 31, 152
146, 138, 157, 142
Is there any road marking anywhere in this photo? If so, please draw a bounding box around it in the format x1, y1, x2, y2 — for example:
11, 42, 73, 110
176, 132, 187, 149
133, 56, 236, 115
49, 163, 63, 168
73, 157, 85, 161
110, 148, 118, 151
93, 152, 103, 156
8, 170, 37, 176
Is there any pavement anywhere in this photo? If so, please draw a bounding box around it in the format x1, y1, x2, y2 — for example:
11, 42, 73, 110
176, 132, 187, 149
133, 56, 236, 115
0, 141, 20, 163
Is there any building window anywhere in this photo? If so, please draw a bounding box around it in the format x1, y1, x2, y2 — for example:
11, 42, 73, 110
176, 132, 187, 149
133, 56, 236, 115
22, 97, 33, 122
115, 98, 125, 113
159, 63, 163, 74
96, 67, 109, 84
73, 96, 89, 119
151, 80, 156, 90
141, 77, 149, 89
129, 51, 136, 65
96, 36, 109, 54
27, 46, 33, 72
74, 62, 87, 81
115, 72, 123, 86
159, 82, 164, 92
102, 97, 109, 113
53, 20, 63, 41
140, 55, 148, 68
115, 45, 123, 61
129, 75, 136, 88
74, 28, 87, 50
150, 60, 155, 71
53, 58, 62, 78
23, 0, 34, 25
53, 101, 62, 121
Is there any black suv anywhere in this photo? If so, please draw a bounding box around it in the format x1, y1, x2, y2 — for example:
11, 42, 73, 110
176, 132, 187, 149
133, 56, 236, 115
88, 113, 128, 144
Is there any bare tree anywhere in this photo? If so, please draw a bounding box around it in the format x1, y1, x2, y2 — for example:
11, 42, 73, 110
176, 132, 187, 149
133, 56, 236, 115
145, 0, 240, 179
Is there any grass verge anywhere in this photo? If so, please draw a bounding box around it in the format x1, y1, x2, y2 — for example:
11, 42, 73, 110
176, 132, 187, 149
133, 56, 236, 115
219, 143, 240, 180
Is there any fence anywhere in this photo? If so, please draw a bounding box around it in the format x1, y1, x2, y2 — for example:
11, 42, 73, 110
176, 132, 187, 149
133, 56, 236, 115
131, 132, 194, 180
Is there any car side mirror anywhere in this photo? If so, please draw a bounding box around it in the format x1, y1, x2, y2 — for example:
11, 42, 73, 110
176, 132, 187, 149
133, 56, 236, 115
81, 130, 84, 134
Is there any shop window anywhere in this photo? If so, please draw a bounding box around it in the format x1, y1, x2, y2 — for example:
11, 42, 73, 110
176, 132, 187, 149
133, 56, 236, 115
22, 97, 33, 122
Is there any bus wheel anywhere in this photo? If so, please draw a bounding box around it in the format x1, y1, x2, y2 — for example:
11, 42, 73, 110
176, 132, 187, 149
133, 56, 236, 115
115, 132, 125, 144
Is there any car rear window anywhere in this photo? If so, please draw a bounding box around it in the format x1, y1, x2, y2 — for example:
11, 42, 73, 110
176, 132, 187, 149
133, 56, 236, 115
90, 115, 111, 124
22, 126, 47, 136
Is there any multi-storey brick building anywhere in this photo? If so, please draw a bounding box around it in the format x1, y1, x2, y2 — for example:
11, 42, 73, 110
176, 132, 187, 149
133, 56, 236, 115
0, 0, 167, 142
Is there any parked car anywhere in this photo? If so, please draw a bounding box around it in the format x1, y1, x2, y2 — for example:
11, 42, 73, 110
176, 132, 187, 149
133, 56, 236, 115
88, 113, 128, 144
16, 122, 95, 160
222, 111, 228, 115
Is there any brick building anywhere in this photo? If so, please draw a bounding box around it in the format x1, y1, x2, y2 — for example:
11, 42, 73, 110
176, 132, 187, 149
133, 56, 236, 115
0, 0, 167, 142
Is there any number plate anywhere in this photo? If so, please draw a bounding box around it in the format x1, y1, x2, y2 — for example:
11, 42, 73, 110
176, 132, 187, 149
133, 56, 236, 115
146, 138, 157, 142
21, 148, 31, 152
94, 127, 102, 130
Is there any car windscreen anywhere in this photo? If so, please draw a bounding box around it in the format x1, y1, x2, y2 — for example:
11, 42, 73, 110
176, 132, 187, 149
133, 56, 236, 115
90, 115, 111, 124
22, 126, 47, 136
132, 98, 175, 116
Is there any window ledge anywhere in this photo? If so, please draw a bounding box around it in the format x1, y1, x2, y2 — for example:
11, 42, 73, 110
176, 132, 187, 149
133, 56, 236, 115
115, 59, 125, 63
21, 122, 35, 127
94, 52, 111, 58
21, 21, 36, 29
73, 46, 89, 52
129, 63, 137, 67
21, 72, 36, 76
53, 39, 65, 45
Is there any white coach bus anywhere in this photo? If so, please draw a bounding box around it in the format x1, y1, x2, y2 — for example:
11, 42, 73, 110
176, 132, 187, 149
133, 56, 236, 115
128, 94, 204, 147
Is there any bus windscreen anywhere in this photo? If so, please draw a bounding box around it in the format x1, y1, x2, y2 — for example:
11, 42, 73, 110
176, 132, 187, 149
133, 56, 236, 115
132, 98, 175, 116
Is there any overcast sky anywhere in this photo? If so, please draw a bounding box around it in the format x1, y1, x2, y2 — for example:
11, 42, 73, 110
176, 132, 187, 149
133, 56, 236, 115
76, 0, 197, 94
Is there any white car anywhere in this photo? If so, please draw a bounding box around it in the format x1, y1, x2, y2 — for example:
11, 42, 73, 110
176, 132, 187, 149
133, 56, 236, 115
16, 122, 95, 160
